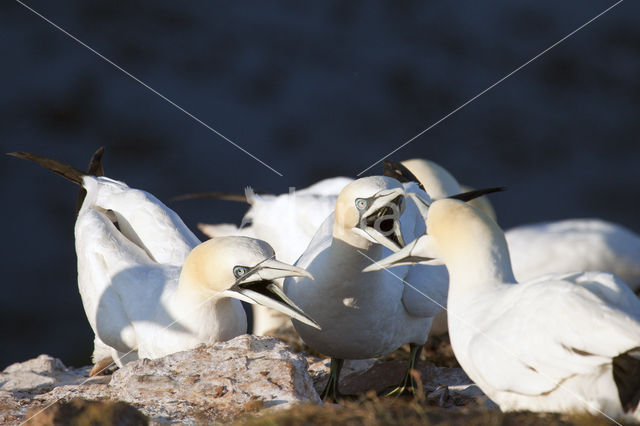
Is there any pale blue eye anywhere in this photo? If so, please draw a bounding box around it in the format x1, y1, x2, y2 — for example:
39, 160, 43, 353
233, 266, 248, 278
355, 198, 368, 210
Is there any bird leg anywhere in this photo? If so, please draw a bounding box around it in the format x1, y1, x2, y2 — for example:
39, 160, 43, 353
319, 357, 344, 403
383, 343, 423, 397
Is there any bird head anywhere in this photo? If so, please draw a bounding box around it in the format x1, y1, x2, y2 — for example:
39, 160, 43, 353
363, 198, 505, 273
180, 236, 320, 329
333, 176, 406, 251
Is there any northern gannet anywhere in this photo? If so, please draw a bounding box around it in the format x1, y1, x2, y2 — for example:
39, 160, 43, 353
194, 177, 353, 262
283, 176, 452, 401
366, 198, 640, 420
189, 177, 352, 336
10, 152, 319, 374
507, 219, 640, 293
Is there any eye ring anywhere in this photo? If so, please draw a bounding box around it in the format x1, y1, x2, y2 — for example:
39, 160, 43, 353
233, 266, 248, 278
355, 198, 368, 211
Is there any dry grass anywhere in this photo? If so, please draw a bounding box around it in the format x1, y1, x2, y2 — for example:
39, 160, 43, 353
233, 392, 619, 426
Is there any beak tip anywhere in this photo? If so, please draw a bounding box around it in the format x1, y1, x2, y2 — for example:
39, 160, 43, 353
362, 264, 381, 273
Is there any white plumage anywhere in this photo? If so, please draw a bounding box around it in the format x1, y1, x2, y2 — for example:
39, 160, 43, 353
507, 219, 640, 292
198, 177, 353, 264
368, 198, 640, 419
77, 175, 318, 370
13, 152, 319, 375
284, 176, 448, 400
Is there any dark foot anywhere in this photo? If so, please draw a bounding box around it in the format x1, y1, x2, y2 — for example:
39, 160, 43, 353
380, 368, 420, 397
382, 343, 424, 398
320, 358, 344, 403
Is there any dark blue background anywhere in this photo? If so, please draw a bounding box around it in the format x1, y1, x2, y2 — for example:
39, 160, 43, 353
2, 0, 638, 367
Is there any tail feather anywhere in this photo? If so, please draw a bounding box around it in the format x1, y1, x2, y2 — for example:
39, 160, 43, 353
86, 146, 105, 177
76, 147, 105, 214
8, 151, 86, 186
613, 348, 640, 413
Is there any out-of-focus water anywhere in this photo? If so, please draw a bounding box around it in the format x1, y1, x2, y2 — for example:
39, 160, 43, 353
1, 0, 638, 367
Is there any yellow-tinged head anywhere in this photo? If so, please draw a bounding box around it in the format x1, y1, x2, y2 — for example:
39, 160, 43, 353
333, 176, 406, 251
364, 199, 514, 284
179, 236, 321, 329
401, 158, 462, 199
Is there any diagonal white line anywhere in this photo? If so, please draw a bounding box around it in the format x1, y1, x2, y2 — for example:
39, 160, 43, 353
357, 0, 624, 176
14, 0, 284, 177
356, 249, 622, 426
19, 253, 278, 425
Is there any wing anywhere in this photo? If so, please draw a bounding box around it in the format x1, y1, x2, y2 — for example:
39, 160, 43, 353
468, 279, 640, 396
83, 176, 200, 266
507, 219, 640, 291
75, 207, 171, 354
296, 176, 353, 196
197, 222, 255, 239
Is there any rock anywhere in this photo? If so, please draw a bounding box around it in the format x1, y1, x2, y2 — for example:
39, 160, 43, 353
107, 335, 320, 422
0, 336, 492, 424
0, 335, 320, 424
1, 355, 108, 395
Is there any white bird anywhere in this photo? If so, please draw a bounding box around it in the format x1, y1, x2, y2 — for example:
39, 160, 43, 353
507, 219, 640, 293
196, 176, 353, 263
10, 152, 319, 375
191, 158, 497, 337
390, 158, 640, 341
191, 177, 353, 336
366, 198, 640, 420
284, 176, 452, 401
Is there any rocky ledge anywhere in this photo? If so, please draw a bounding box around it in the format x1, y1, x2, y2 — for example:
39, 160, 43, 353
0, 335, 489, 424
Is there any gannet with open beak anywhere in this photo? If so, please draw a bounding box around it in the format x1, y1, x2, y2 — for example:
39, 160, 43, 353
284, 176, 450, 401
185, 177, 352, 336
10, 152, 319, 374
366, 198, 640, 420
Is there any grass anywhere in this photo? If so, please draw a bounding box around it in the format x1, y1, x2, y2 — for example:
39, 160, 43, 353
233, 392, 619, 426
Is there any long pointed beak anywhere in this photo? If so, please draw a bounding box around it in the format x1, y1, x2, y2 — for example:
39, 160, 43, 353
406, 192, 430, 222
447, 187, 506, 203
361, 188, 406, 252
362, 235, 440, 272
252, 258, 314, 282
226, 259, 320, 330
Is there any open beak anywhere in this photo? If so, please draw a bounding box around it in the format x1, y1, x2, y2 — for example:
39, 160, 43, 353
359, 188, 406, 252
362, 235, 441, 272
225, 259, 321, 330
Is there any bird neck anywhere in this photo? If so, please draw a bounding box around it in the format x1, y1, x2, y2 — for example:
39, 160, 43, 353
332, 225, 375, 250
326, 235, 384, 275
444, 232, 516, 299
173, 274, 247, 340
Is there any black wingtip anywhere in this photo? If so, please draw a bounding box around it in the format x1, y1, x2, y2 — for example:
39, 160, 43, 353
382, 160, 426, 191
8, 151, 86, 186
87, 146, 105, 177
170, 192, 249, 203
448, 186, 506, 203
76, 147, 106, 214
